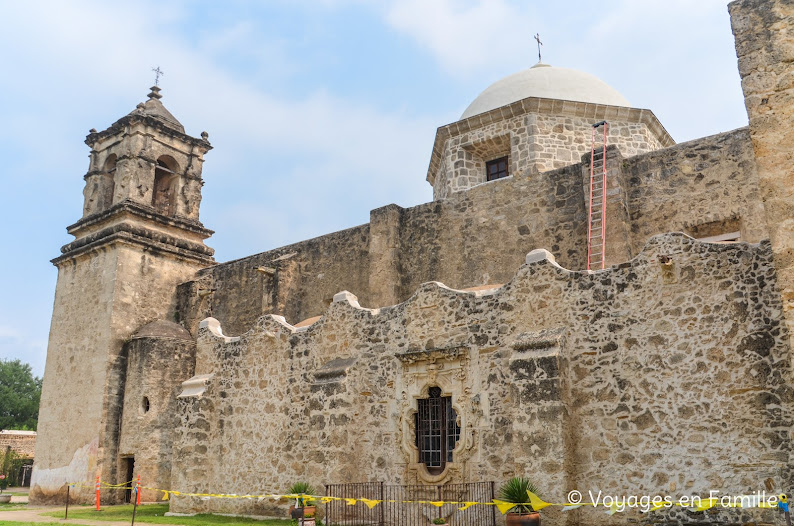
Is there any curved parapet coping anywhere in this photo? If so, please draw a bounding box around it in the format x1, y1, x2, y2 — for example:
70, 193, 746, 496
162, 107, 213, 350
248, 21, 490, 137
294, 316, 322, 328
525, 248, 560, 266
178, 373, 214, 399
198, 317, 240, 343
333, 290, 361, 307
206, 232, 766, 342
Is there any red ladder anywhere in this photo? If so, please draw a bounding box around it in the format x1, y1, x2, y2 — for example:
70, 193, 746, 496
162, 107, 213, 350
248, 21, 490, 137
587, 121, 608, 271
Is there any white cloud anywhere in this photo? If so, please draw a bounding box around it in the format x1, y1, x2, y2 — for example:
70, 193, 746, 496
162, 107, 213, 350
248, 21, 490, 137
385, 0, 539, 76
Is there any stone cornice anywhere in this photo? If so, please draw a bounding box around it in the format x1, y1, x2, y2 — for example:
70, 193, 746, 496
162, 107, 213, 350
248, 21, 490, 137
396, 345, 468, 364
67, 200, 214, 239
85, 114, 212, 152
426, 97, 675, 185
55, 200, 215, 266
53, 226, 215, 267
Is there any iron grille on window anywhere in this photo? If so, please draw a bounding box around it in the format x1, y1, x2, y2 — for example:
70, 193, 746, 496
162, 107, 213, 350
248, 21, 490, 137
415, 387, 461, 475
486, 156, 509, 181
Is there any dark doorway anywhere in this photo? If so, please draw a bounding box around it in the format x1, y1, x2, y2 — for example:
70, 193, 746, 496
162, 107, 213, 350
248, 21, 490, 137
123, 457, 135, 503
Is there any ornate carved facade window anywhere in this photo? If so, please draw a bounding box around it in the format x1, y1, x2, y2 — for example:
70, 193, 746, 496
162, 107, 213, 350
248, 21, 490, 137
415, 386, 461, 475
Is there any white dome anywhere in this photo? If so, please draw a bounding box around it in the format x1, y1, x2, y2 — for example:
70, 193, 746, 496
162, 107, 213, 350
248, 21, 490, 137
461, 63, 631, 120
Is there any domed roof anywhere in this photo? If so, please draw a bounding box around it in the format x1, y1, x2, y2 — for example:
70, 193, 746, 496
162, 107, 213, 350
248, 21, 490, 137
127, 86, 185, 133
461, 63, 631, 120
132, 319, 192, 340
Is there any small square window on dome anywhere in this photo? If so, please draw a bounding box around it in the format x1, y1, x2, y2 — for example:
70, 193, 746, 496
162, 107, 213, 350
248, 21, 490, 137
486, 156, 509, 181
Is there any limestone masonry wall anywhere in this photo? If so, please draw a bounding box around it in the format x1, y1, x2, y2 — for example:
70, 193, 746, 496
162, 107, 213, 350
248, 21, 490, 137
176, 224, 371, 336
32, 244, 208, 504
171, 234, 791, 526
624, 127, 766, 253
118, 333, 196, 503
178, 128, 764, 332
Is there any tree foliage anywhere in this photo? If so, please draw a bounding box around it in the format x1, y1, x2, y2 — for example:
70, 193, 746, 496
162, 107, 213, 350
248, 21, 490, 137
0, 359, 42, 431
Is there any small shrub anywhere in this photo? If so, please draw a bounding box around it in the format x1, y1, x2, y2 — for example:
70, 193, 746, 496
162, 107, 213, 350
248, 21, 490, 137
287, 482, 316, 507
497, 477, 540, 514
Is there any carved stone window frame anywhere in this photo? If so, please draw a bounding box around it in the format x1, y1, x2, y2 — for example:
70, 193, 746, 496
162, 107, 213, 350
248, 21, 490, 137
395, 346, 478, 484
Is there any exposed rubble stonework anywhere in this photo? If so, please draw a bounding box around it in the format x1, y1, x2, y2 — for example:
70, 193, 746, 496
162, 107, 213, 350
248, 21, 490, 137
171, 235, 791, 526
31, 1, 794, 525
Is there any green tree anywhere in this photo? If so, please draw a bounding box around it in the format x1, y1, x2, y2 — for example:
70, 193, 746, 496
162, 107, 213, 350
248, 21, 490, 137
0, 359, 42, 430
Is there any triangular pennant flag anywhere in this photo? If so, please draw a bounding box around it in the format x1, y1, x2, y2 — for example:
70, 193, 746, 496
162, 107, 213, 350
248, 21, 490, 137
345, 498, 357, 506
692, 498, 718, 512
430, 501, 445, 507
606, 502, 623, 515
562, 504, 582, 512
526, 490, 552, 511
458, 502, 478, 511
640, 502, 666, 513
319, 497, 335, 504
162, 490, 170, 501
359, 498, 382, 509
493, 499, 516, 515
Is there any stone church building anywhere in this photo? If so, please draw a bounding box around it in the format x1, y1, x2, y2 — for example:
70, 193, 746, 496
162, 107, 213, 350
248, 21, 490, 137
30, 0, 794, 524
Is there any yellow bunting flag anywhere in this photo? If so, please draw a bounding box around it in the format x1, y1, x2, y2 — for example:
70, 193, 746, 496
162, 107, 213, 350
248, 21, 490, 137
429, 501, 445, 508
162, 491, 170, 501
493, 499, 517, 515
344, 498, 357, 506
640, 502, 666, 513
359, 498, 382, 509
458, 502, 478, 511
526, 490, 553, 511
692, 498, 718, 512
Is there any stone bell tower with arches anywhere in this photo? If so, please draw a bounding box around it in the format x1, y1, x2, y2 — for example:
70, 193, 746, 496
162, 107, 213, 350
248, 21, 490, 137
31, 86, 214, 504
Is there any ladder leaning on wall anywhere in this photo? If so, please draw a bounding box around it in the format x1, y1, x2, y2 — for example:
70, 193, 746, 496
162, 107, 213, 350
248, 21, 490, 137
587, 120, 608, 271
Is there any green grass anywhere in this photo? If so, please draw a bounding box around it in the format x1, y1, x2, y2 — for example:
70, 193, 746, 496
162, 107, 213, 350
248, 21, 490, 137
43, 503, 291, 525
0, 522, 67, 525
0, 503, 26, 510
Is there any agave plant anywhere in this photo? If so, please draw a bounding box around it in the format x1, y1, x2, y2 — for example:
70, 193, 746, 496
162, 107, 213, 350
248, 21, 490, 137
288, 481, 316, 508
497, 477, 539, 514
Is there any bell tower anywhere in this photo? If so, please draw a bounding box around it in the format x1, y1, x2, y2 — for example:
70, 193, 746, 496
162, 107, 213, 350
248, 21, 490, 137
31, 87, 214, 503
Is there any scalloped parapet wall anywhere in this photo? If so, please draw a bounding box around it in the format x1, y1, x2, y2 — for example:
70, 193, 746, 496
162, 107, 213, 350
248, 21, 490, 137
173, 233, 791, 525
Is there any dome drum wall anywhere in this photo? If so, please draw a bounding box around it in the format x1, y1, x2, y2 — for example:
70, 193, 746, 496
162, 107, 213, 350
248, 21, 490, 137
428, 97, 673, 200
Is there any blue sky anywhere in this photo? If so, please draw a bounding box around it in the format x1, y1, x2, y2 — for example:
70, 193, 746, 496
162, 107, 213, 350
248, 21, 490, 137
0, 0, 749, 378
